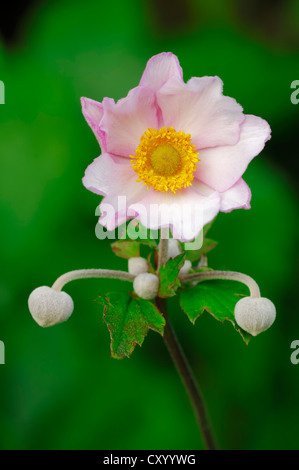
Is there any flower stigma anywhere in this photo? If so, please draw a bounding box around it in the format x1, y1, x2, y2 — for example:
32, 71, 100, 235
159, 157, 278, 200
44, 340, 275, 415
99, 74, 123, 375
130, 126, 199, 193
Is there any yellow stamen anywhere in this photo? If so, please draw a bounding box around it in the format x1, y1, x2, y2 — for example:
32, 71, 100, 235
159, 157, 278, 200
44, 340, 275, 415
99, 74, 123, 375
130, 127, 199, 193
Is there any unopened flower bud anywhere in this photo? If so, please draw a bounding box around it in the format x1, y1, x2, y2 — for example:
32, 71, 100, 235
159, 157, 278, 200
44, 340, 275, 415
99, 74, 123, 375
167, 239, 182, 260
234, 296, 276, 336
128, 257, 148, 276
179, 260, 192, 276
133, 273, 159, 300
28, 286, 74, 327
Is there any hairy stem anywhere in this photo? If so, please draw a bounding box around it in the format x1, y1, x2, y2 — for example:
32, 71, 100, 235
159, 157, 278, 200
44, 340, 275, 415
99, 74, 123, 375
156, 229, 217, 449
52, 269, 135, 291
157, 227, 169, 271
181, 270, 260, 298
156, 297, 217, 450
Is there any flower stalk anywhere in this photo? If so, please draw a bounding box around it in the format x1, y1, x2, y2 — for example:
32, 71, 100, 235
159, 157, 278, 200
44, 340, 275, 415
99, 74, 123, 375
156, 296, 217, 450
157, 227, 169, 271
52, 269, 135, 291
180, 270, 261, 298
156, 235, 217, 450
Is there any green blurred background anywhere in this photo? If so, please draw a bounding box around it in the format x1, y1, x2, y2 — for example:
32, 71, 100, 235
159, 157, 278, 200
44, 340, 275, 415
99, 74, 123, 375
0, 0, 298, 450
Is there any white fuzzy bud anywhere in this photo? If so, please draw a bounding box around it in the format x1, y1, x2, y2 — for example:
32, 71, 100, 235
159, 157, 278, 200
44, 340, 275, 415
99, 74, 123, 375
28, 286, 74, 328
128, 257, 148, 276
179, 260, 192, 276
234, 297, 276, 336
167, 239, 182, 260
133, 273, 159, 300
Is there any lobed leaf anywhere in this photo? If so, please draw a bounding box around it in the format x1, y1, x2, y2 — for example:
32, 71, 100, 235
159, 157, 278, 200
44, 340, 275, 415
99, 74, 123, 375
179, 279, 251, 344
158, 253, 186, 298
111, 240, 140, 259
98, 292, 165, 359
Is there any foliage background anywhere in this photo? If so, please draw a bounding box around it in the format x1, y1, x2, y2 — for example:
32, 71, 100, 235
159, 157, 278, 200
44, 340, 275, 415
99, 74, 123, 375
0, 0, 298, 450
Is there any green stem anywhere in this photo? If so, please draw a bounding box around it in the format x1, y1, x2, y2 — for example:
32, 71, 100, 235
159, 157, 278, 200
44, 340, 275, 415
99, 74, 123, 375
52, 269, 134, 291
157, 227, 169, 271
155, 296, 217, 450
181, 270, 260, 298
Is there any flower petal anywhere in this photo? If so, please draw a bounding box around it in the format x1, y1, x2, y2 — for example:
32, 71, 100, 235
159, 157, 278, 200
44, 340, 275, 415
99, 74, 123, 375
157, 76, 244, 149
139, 52, 183, 92
195, 114, 271, 192
220, 179, 251, 212
128, 181, 220, 241
83, 153, 147, 231
101, 86, 158, 157
83, 152, 144, 200
81, 97, 106, 150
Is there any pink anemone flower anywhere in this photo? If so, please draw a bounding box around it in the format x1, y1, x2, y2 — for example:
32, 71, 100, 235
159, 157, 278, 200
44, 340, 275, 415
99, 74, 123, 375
81, 52, 271, 241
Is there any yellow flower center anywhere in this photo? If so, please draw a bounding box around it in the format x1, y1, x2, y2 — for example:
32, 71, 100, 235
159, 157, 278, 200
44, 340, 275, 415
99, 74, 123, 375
150, 144, 181, 176
130, 127, 199, 193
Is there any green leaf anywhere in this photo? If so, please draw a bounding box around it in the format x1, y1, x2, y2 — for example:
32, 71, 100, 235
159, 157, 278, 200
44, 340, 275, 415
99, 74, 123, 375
111, 228, 158, 260
147, 251, 157, 274
119, 220, 158, 247
158, 253, 186, 298
98, 292, 165, 359
179, 280, 251, 344
111, 240, 140, 259
136, 233, 158, 248
185, 238, 218, 263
